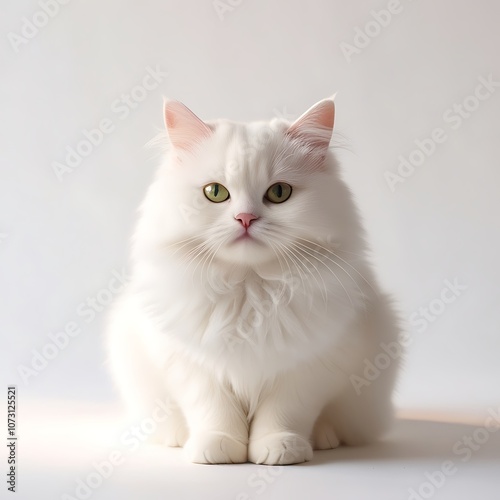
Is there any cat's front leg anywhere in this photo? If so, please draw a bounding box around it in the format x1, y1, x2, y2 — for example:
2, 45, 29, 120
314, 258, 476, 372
168, 361, 248, 464
248, 374, 327, 465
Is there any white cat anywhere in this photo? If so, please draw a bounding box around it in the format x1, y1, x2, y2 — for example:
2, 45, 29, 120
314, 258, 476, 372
106, 96, 400, 465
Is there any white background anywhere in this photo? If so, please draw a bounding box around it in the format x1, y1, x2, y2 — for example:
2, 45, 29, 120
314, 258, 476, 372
1, 1, 500, 498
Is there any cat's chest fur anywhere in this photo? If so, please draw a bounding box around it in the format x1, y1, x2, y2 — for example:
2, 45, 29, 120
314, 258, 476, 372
143, 265, 358, 379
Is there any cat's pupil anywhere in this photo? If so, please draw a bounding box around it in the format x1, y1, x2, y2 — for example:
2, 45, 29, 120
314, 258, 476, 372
214, 184, 219, 197
275, 184, 282, 198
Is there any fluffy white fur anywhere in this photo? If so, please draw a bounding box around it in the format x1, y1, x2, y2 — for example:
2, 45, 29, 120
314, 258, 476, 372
106, 97, 400, 465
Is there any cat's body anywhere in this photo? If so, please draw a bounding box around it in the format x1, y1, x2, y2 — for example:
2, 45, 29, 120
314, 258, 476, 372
107, 98, 400, 464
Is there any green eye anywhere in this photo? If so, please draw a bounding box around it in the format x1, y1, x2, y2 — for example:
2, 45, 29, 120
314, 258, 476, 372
265, 183, 292, 203
203, 183, 230, 203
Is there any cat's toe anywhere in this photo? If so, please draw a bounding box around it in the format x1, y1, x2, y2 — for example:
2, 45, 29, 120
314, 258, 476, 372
312, 421, 340, 450
184, 432, 247, 464
248, 432, 313, 465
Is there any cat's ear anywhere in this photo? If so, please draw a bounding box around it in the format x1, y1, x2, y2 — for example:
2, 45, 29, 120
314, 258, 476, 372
164, 99, 212, 151
287, 96, 335, 150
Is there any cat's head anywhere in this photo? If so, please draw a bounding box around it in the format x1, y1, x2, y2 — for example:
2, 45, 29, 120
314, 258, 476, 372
145, 97, 360, 271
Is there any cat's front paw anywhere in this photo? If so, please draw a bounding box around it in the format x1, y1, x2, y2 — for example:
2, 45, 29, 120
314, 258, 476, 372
248, 432, 313, 465
184, 431, 247, 464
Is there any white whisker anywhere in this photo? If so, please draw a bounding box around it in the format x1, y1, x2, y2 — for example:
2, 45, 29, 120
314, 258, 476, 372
272, 228, 377, 296
291, 240, 355, 308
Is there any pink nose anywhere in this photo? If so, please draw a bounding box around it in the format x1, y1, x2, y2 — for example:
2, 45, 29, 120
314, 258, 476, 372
235, 213, 259, 229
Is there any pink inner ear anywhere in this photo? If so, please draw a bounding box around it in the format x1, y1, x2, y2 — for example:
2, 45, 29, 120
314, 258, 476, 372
287, 99, 335, 149
164, 100, 212, 151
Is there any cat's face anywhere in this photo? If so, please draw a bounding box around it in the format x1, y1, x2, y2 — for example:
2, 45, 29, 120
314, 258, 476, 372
159, 98, 348, 269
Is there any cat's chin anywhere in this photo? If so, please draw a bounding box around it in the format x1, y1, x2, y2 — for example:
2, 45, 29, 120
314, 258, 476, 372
217, 238, 276, 266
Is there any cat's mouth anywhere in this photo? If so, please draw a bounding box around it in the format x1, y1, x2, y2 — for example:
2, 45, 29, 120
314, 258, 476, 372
232, 232, 262, 244
234, 233, 253, 242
